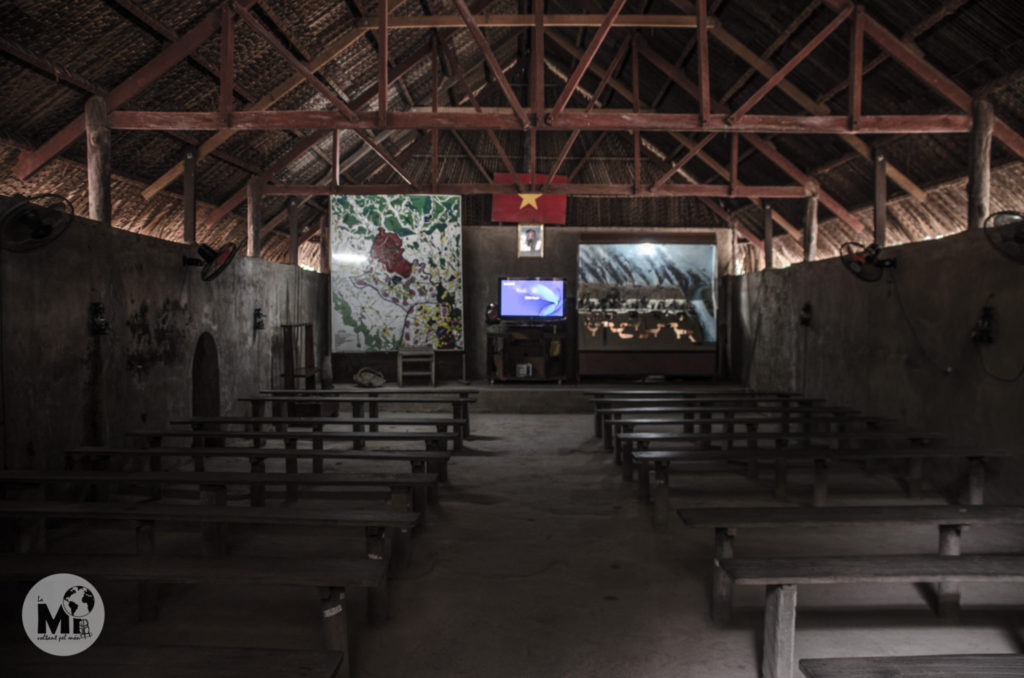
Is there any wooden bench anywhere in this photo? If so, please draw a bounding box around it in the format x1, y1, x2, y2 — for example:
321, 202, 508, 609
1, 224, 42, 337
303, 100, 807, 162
718, 554, 1024, 678
608, 412, 893, 456
799, 654, 1024, 678
3, 644, 348, 678
597, 402, 845, 447
68, 445, 451, 505
129, 427, 459, 453
619, 428, 945, 482
592, 394, 824, 441
0, 554, 380, 677
678, 504, 1024, 624
0, 469, 439, 514
241, 394, 476, 438
172, 415, 467, 449
0, 499, 419, 584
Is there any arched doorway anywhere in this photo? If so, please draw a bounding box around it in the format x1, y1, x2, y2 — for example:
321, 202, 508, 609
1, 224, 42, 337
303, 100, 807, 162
191, 332, 220, 420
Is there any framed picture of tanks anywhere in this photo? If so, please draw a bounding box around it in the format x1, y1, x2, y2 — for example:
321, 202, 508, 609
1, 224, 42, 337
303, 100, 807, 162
576, 237, 718, 377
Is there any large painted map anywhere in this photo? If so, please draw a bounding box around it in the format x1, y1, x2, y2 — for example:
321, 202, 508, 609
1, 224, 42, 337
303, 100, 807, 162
330, 195, 463, 352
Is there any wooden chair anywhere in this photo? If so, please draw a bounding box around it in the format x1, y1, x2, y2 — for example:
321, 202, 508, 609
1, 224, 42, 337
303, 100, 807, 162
397, 345, 435, 386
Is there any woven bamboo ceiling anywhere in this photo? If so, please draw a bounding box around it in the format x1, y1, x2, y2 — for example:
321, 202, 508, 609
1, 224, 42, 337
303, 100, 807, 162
1, 0, 1023, 267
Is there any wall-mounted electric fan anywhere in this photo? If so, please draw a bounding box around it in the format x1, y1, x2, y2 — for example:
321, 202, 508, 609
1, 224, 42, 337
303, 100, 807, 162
0, 194, 74, 252
183, 242, 238, 281
839, 242, 895, 282
982, 211, 1024, 264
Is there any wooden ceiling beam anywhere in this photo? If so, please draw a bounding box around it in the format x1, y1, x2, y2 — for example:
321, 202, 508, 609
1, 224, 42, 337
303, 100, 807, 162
549, 0, 629, 120
14, 0, 260, 181
263, 182, 811, 198
821, 0, 1024, 161
664, 0, 927, 202
108, 109, 973, 134
0, 37, 107, 96
452, 0, 531, 128
383, 14, 705, 29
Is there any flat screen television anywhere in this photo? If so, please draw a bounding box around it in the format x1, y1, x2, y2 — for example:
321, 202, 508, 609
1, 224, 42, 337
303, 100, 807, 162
499, 278, 565, 321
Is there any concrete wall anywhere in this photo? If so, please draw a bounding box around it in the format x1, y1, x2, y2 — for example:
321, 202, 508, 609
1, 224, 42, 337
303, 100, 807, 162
729, 229, 1024, 502
0, 206, 327, 470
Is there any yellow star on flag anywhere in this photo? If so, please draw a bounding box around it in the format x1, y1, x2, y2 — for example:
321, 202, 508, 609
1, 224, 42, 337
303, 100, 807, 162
518, 193, 542, 210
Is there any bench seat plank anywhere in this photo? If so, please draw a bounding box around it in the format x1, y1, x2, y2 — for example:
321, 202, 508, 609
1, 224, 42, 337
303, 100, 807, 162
172, 416, 466, 427
0, 552, 385, 587
70, 445, 451, 462
799, 654, 1024, 678
2, 645, 348, 678
0, 499, 418, 529
720, 554, 1024, 585
679, 505, 1024, 529
0, 470, 439, 488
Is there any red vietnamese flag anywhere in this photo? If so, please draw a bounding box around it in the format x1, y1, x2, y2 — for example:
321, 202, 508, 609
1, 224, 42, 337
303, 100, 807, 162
491, 173, 568, 224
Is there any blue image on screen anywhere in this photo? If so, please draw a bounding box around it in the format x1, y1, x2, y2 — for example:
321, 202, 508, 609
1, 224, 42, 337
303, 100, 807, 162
500, 279, 564, 319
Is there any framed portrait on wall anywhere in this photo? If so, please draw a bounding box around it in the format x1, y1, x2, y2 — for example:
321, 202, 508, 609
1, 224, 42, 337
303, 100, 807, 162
517, 224, 544, 258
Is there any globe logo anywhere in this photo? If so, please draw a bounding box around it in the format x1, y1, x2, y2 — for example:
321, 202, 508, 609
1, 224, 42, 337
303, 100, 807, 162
61, 586, 96, 618
22, 573, 104, 656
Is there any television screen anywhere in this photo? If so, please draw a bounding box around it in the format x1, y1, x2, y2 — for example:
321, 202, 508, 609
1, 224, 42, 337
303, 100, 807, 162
499, 279, 565, 320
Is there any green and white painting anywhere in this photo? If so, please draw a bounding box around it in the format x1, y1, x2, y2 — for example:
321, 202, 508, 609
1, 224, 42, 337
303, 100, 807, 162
330, 195, 463, 352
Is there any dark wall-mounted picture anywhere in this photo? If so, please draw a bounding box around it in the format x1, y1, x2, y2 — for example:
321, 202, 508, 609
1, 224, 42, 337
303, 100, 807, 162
577, 242, 716, 352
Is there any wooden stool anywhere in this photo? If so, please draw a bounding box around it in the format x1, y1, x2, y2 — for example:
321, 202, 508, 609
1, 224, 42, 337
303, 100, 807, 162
397, 346, 435, 386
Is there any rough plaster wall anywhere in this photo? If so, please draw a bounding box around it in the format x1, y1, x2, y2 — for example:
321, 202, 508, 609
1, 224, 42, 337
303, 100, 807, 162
462, 226, 735, 381
0, 208, 327, 470
731, 230, 1024, 502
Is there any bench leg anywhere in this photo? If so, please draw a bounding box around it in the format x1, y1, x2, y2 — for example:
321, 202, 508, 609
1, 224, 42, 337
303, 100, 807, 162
773, 460, 788, 499
907, 457, 924, 498
651, 462, 671, 527
937, 525, 963, 622
636, 459, 651, 503
313, 425, 324, 473
711, 528, 735, 625
762, 584, 797, 678
365, 528, 392, 623
621, 442, 634, 481
319, 587, 351, 676
967, 457, 985, 505
351, 403, 365, 449
136, 521, 159, 621
812, 460, 828, 507
603, 415, 615, 452
200, 483, 228, 556
250, 457, 266, 507
594, 409, 602, 438
369, 401, 379, 432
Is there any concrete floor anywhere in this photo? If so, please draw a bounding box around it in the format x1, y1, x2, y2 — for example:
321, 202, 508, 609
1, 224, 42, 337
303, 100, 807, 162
4, 406, 1023, 677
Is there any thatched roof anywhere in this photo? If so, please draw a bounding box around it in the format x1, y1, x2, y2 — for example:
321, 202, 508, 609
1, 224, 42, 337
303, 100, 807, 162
1, 0, 1023, 269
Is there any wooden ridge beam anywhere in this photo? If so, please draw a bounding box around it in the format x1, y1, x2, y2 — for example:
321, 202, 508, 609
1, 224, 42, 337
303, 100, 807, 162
14, 0, 260, 180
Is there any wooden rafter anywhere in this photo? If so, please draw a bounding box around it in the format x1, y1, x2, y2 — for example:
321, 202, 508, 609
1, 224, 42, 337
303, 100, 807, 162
263, 183, 811, 198
384, 14, 706, 29
549, 0, 629, 120
14, 0, 260, 181
665, 0, 927, 202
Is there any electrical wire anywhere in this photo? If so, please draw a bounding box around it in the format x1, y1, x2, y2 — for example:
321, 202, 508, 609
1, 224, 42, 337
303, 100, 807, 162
974, 342, 1024, 382
886, 268, 953, 375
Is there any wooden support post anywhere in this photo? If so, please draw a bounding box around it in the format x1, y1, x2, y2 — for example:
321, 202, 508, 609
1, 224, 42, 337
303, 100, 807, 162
712, 527, 735, 624
763, 204, 774, 269
319, 214, 330, 273
696, 0, 709, 125
803, 191, 819, 262
183, 147, 197, 243
246, 177, 262, 257
85, 96, 111, 226
874, 152, 887, 246
287, 198, 299, 265
967, 97, 993, 230
763, 584, 798, 678
378, 0, 388, 128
